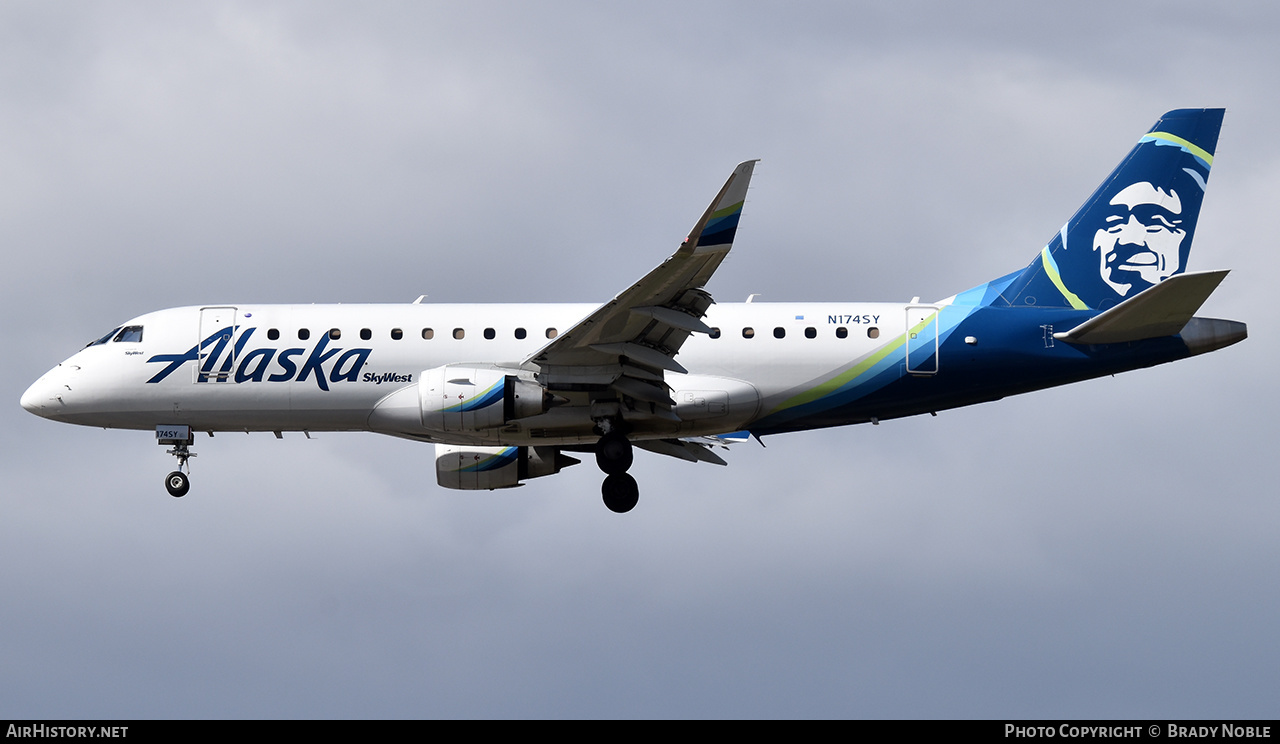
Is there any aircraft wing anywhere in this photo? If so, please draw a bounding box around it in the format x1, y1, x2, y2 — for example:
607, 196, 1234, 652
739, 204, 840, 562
523, 160, 759, 406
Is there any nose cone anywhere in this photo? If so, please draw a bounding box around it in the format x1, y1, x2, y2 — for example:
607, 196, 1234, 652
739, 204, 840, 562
20, 381, 40, 415
20, 370, 66, 419
21, 378, 51, 416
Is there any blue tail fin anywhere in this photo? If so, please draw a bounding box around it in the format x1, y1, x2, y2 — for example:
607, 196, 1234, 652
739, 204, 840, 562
997, 108, 1225, 310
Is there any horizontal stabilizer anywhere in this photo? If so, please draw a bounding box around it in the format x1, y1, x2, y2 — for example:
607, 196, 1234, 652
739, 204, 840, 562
1054, 270, 1229, 345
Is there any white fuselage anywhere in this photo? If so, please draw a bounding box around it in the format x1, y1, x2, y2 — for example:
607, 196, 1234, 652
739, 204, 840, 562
21, 301, 911, 445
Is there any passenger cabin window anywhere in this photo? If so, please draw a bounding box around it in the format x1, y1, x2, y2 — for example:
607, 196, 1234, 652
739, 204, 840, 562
360, 328, 372, 340
867, 327, 880, 339
835, 327, 848, 339
87, 327, 123, 347
113, 326, 144, 343
546, 328, 558, 339
515, 328, 527, 340
483, 328, 495, 340
298, 329, 311, 340
773, 327, 786, 339
267, 329, 280, 340
805, 327, 816, 339
709, 327, 721, 339
391, 328, 403, 340
329, 328, 341, 340
742, 327, 755, 338
422, 328, 434, 340
453, 328, 465, 340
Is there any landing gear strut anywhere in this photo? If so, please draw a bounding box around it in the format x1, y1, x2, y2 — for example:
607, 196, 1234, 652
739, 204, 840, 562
158, 425, 196, 498
595, 430, 638, 513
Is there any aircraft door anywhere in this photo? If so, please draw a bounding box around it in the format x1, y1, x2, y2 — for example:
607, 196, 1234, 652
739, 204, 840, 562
905, 304, 939, 376
196, 306, 238, 383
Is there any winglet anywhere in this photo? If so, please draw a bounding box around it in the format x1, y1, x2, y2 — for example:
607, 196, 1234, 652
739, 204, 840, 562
1053, 269, 1229, 344
681, 160, 759, 254
521, 161, 759, 383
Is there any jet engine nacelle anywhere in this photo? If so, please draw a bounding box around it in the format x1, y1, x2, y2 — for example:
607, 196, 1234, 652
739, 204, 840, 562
420, 365, 547, 433
435, 444, 580, 490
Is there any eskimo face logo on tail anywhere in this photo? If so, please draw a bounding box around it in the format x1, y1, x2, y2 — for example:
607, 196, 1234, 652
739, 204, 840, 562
146, 328, 373, 390
1093, 181, 1187, 297
1008, 112, 1222, 312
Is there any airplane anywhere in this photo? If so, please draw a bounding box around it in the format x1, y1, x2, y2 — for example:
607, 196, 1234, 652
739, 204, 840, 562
21, 108, 1246, 513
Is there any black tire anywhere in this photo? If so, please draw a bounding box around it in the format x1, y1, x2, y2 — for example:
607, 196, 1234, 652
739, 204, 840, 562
165, 471, 190, 498
595, 433, 633, 475
602, 473, 639, 513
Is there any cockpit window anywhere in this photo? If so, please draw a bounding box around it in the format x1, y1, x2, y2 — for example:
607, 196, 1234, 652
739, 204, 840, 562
113, 326, 144, 343
87, 327, 123, 348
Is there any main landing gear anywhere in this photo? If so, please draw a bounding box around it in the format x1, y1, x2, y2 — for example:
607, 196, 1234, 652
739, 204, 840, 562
157, 425, 196, 498
596, 430, 638, 513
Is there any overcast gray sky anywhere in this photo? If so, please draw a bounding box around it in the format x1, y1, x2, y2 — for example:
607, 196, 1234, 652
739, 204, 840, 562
3, 1, 1277, 718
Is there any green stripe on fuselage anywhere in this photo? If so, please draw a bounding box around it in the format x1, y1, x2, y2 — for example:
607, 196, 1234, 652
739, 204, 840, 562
767, 312, 935, 415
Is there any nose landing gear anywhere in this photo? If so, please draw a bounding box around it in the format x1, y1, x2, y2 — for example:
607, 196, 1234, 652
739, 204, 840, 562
157, 425, 196, 498
165, 470, 190, 498
595, 430, 638, 513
